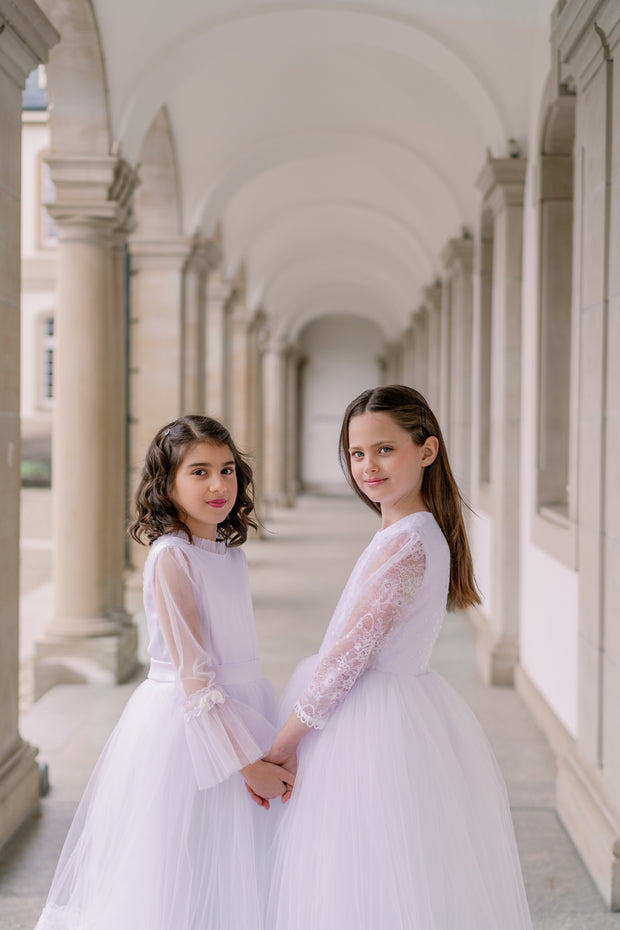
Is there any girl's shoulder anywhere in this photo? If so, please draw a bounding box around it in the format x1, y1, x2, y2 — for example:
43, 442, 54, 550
372, 511, 447, 559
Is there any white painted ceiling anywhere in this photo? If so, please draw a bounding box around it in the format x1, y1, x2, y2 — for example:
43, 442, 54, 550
91, 0, 555, 339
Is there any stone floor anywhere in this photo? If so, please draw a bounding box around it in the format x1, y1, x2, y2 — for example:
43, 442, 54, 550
1, 489, 620, 929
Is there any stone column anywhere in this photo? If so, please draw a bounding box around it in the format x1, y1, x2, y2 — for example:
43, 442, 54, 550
0, 0, 58, 850
228, 299, 253, 451
400, 323, 415, 386
384, 340, 403, 383
441, 237, 474, 496
247, 313, 268, 506
181, 236, 210, 415
411, 308, 429, 397
204, 269, 229, 421
552, 4, 620, 909
261, 337, 288, 506
285, 345, 302, 505
474, 155, 526, 685
34, 155, 139, 696
423, 283, 442, 410
127, 237, 187, 571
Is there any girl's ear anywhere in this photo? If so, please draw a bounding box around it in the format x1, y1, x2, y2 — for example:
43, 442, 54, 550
421, 436, 439, 467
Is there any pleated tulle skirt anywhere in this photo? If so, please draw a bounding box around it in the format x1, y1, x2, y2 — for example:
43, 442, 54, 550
268, 658, 533, 930
35, 677, 278, 930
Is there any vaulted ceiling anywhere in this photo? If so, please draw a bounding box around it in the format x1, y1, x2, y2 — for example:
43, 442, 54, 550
89, 0, 554, 339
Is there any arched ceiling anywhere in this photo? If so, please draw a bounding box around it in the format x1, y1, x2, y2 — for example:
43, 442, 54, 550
90, 0, 555, 340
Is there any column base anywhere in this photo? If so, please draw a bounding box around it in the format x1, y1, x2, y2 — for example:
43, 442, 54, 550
0, 739, 39, 849
34, 622, 139, 701
468, 606, 519, 686
557, 750, 620, 910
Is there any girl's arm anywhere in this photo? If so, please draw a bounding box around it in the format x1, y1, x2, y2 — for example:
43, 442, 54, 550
154, 545, 292, 793
265, 530, 427, 784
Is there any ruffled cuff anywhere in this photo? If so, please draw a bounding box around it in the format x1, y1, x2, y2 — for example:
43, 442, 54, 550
184, 693, 277, 790
294, 701, 326, 730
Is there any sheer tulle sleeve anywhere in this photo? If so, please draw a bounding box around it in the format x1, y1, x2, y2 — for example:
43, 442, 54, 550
294, 530, 426, 730
153, 546, 273, 789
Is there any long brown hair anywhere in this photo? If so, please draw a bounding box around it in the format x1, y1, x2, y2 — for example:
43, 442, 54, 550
338, 385, 480, 611
129, 415, 258, 547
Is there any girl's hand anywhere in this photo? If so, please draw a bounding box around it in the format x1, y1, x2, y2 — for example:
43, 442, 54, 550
241, 760, 295, 810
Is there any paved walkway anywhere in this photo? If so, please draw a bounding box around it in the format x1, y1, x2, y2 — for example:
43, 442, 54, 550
1, 489, 620, 928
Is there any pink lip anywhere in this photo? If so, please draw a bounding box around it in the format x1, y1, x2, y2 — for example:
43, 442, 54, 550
207, 499, 228, 508
365, 478, 386, 487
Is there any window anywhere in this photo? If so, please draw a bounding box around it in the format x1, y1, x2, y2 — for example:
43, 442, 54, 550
40, 315, 55, 405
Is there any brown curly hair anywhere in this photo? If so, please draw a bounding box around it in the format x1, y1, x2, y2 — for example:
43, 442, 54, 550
339, 385, 480, 611
128, 415, 258, 547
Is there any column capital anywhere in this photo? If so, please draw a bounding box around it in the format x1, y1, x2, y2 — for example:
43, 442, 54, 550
128, 236, 191, 272
441, 236, 473, 275
476, 155, 526, 214
45, 155, 139, 231
206, 269, 231, 307
0, 0, 59, 86
411, 305, 428, 326
185, 232, 219, 275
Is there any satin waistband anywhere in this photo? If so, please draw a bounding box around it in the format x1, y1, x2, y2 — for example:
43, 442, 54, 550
147, 657, 262, 686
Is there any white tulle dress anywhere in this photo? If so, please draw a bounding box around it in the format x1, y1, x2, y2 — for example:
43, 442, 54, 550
268, 511, 533, 930
35, 532, 279, 930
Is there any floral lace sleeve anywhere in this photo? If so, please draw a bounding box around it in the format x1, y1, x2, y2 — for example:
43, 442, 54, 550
153, 546, 274, 788
294, 530, 426, 730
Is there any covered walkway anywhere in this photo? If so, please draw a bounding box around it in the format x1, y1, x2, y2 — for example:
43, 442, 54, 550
1, 491, 619, 929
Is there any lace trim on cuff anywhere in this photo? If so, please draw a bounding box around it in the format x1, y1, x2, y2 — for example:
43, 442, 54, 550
294, 702, 325, 730
184, 687, 226, 720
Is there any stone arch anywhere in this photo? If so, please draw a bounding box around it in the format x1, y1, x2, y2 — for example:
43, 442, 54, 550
133, 106, 181, 236
37, 0, 110, 154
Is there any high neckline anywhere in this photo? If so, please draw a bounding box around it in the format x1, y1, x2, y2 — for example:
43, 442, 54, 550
191, 534, 227, 554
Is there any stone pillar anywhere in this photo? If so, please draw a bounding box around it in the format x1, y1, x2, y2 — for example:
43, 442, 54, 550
261, 337, 288, 506
204, 268, 229, 421
441, 238, 474, 496
181, 236, 210, 415
127, 237, 187, 569
285, 346, 302, 505
384, 340, 403, 383
34, 155, 139, 696
248, 313, 268, 506
228, 299, 253, 451
423, 283, 442, 411
0, 0, 58, 850
400, 323, 416, 386
552, 3, 620, 909
474, 155, 526, 686
411, 308, 429, 397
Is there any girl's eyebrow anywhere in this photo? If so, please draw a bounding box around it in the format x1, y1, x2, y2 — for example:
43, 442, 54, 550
186, 460, 235, 468
348, 440, 394, 451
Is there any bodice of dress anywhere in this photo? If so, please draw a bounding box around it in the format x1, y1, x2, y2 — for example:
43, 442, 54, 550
295, 512, 450, 730
142, 532, 275, 789
144, 533, 261, 678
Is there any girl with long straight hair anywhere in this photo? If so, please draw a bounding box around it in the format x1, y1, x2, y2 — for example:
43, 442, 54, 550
260, 385, 533, 930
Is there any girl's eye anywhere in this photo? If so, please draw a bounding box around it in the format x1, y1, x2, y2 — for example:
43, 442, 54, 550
379, 446, 392, 454
351, 451, 363, 459
193, 468, 207, 476
221, 467, 235, 475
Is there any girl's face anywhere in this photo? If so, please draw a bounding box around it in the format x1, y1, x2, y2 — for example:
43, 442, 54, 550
347, 411, 438, 527
170, 441, 238, 540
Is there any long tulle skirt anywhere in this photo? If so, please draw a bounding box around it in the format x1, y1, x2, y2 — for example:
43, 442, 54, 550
268, 658, 533, 930
36, 677, 278, 930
